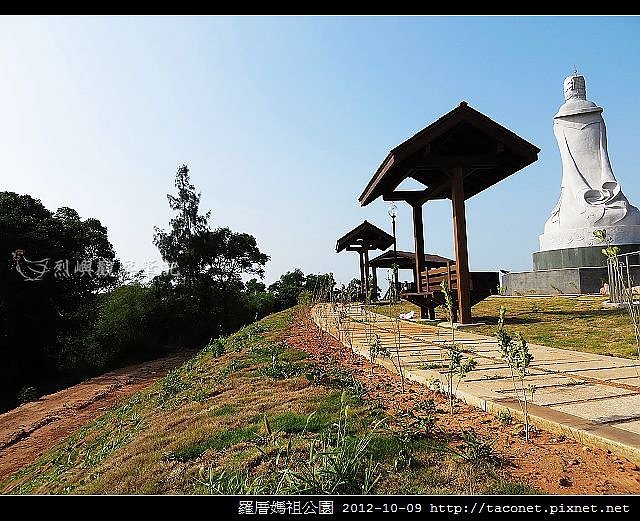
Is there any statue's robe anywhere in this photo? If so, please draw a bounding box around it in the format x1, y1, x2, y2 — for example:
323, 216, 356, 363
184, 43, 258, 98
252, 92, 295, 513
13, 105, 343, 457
544, 99, 640, 234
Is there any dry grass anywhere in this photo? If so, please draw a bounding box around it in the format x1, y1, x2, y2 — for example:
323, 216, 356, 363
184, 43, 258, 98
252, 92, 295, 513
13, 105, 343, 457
370, 296, 639, 359
1, 307, 531, 495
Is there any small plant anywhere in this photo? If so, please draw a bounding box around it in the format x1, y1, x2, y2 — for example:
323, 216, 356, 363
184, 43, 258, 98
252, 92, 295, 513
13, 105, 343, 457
160, 368, 189, 403
496, 409, 513, 426
305, 366, 364, 401
202, 336, 227, 357
17, 386, 38, 404
440, 280, 477, 414
496, 306, 536, 441
392, 317, 406, 393
195, 468, 270, 494
368, 333, 390, 375
453, 429, 498, 466
416, 399, 437, 414
259, 350, 306, 380
278, 391, 383, 494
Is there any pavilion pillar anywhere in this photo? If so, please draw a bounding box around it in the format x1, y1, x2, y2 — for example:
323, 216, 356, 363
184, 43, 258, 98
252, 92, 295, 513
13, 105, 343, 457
371, 265, 378, 301
363, 247, 371, 300
412, 203, 429, 319
412, 203, 426, 293
358, 250, 366, 298
451, 167, 472, 324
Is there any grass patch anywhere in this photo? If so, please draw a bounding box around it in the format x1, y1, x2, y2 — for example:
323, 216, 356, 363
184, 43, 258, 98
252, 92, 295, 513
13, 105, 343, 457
488, 481, 539, 495
270, 411, 333, 433
165, 426, 259, 462
211, 404, 234, 417
368, 295, 638, 358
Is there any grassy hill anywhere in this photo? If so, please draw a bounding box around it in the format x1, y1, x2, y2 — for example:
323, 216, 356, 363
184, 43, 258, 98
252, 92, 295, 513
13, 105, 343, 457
1, 307, 530, 495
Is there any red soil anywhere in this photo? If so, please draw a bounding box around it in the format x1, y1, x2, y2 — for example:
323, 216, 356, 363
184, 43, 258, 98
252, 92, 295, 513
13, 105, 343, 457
287, 312, 640, 494
0, 352, 194, 482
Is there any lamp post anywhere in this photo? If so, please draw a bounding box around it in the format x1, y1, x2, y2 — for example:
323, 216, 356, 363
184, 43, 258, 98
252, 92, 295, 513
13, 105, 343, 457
388, 204, 398, 299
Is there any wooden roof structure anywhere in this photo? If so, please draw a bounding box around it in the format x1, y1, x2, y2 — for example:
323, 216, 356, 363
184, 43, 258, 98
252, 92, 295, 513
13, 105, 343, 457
335, 221, 394, 299
369, 250, 452, 270
335, 220, 394, 254
359, 102, 539, 322
359, 102, 540, 207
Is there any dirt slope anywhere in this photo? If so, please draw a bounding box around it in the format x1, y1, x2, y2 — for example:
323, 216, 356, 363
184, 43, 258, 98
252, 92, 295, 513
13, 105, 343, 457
0, 352, 194, 481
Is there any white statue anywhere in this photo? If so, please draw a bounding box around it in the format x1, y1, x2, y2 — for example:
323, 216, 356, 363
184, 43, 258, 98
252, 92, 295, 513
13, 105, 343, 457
539, 74, 640, 251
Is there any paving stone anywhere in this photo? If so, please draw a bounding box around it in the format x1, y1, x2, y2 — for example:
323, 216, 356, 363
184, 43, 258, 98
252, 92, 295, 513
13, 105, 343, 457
553, 394, 640, 423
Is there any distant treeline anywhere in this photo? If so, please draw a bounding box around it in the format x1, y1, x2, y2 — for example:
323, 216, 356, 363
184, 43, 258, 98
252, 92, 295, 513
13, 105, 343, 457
0, 165, 334, 411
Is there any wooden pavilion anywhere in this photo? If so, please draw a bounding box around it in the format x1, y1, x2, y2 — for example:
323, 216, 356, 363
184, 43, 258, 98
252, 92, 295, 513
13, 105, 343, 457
335, 221, 394, 300
359, 102, 539, 322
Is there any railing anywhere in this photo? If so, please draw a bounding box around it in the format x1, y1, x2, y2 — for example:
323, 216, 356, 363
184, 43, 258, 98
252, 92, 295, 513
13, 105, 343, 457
607, 251, 640, 304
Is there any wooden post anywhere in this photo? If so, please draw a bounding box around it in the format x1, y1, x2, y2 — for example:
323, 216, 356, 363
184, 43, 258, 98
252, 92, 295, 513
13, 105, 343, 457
412, 203, 426, 292
412, 203, 428, 319
411, 261, 418, 291
451, 167, 472, 324
371, 265, 378, 301
363, 247, 371, 300
358, 250, 366, 298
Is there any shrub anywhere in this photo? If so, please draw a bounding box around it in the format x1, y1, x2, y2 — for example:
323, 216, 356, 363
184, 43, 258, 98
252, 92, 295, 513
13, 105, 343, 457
453, 429, 499, 466
17, 386, 38, 404
202, 337, 227, 357
93, 284, 169, 366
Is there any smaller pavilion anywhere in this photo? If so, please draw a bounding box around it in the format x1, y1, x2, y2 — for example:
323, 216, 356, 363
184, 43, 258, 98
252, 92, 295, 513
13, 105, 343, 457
336, 221, 394, 300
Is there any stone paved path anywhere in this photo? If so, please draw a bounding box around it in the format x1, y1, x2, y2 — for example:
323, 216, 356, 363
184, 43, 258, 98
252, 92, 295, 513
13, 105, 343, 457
313, 304, 640, 464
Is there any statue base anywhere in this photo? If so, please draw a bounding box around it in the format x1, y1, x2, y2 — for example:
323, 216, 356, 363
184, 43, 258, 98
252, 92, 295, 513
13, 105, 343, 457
502, 266, 611, 295
533, 244, 640, 270
502, 244, 640, 296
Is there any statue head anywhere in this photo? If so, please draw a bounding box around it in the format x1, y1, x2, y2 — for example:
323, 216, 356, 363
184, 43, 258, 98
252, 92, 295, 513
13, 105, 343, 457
563, 75, 587, 101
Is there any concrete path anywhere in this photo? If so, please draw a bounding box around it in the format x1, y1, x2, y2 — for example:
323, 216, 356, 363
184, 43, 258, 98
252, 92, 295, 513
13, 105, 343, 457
312, 304, 640, 464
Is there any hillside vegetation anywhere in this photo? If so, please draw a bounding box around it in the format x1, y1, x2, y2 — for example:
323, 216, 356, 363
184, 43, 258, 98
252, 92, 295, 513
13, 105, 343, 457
1, 307, 526, 495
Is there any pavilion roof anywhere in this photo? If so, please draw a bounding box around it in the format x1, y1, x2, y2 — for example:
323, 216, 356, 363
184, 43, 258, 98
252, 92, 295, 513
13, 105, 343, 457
335, 220, 395, 253
369, 250, 452, 270
359, 102, 540, 206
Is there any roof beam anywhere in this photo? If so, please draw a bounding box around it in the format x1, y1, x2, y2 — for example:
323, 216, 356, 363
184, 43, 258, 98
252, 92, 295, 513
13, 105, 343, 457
414, 154, 503, 169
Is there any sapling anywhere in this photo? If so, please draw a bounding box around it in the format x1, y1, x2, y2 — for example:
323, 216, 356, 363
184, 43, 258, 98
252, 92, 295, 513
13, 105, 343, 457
393, 316, 406, 393
368, 333, 390, 376
595, 229, 640, 357
440, 280, 477, 414
496, 306, 536, 441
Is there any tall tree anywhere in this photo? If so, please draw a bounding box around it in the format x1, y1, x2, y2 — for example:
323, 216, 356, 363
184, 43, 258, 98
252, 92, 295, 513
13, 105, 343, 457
153, 164, 269, 339
154, 165, 269, 290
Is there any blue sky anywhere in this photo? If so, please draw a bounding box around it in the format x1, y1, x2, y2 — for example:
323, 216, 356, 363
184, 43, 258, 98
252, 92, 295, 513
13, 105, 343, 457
1, 16, 639, 286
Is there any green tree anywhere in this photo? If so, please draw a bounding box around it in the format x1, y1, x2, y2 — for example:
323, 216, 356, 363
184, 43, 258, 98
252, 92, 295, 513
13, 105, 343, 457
268, 269, 306, 310
0, 192, 116, 409
152, 164, 269, 342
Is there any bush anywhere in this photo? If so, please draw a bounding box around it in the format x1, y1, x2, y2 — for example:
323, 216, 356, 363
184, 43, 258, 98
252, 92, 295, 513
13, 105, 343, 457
93, 284, 169, 366
17, 386, 38, 404
202, 337, 227, 357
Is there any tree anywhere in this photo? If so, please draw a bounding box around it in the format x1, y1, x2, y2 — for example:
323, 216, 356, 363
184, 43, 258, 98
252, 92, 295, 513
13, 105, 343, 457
268, 269, 306, 310
153, 164, 270, 341
154, 165, 269, 290
246, 278, 266, 294
0, 192, 116, 409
